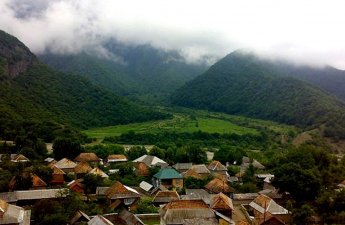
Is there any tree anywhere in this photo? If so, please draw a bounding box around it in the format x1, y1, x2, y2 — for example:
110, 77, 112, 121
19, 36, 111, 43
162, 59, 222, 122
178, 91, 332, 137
149, 146, 165, 159
83, 174, 103, 195
127, 146, 147, 160
185, 145, 207, 164
272, 162, 321, 202
53, 138, 82, 160
0, 169, 12, 192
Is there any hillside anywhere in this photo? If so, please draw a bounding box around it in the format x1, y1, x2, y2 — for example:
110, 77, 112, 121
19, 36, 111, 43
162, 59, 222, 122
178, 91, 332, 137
0, 30, 167, 137
171, 51, 345, 138
252, 58, 345, 102
39, 41, 207, 103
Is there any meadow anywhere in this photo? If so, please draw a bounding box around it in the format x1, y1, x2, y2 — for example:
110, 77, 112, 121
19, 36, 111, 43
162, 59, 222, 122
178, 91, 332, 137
83, 109, 297, 139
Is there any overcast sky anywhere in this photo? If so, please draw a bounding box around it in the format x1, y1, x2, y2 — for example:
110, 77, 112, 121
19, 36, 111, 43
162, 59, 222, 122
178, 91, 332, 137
1, 0, 345, 68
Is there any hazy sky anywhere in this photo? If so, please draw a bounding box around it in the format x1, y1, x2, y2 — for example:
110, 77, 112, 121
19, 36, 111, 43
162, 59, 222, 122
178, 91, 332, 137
1, 0, 345, 68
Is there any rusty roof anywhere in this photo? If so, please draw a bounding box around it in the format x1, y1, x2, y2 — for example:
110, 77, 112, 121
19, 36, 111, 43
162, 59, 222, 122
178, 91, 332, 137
163, 199, 209, 210
75, 153, 100, 162
205, 178, 234, 194
210, 192, 234, 210
183, 168, 203, 180
105, 181, 140, 199
89, 168, 109, 178
55, 158, 77, 169
51, 165, 65, 175
107, 154, 127, 160
153, 191, 180, 203
208, 161, 227, 171
74, 161, 92, 174
32, 174, 47, 187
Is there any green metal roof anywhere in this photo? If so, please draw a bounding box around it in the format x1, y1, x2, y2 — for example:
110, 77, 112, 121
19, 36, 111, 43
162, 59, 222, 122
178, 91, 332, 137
153, 168, 183, 179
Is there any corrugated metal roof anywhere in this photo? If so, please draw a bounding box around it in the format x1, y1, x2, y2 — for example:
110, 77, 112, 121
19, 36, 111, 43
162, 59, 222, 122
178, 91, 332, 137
153, 168, 183, 180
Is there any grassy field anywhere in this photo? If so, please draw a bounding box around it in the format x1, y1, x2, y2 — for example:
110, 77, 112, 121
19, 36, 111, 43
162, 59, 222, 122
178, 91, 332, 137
83, 108, 299, 139
83, 113, 259, 139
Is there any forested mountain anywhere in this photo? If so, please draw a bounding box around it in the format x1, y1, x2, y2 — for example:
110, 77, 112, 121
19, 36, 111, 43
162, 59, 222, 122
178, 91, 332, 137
39, 41, 207, 102
244, 56, 345, 101
0, 30, 167, 139
172, 51, 345, 138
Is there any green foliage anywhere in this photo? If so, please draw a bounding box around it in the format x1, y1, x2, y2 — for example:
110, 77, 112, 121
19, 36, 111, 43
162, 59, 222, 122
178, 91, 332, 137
83, 174, 104, 194
171, 51, 345, 138
238, 182, 258, 193
133, 197, 158, 214
184, 177, 209, 189
85, 144, 124, 159
126, 145, 147, 160
149, 146, 165, 159
185, 145, 207, 164
53, 138, 82, 160
214, 146, 245, 165
0, 169, 12, 192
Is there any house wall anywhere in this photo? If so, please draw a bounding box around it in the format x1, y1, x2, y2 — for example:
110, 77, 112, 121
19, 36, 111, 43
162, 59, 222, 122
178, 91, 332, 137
172, 178, 183, 189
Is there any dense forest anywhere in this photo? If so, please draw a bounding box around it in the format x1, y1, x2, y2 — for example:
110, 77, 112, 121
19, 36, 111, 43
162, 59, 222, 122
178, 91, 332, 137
172, 51, 345, 138
39, 42, 207, 103
0, 30, 168, 142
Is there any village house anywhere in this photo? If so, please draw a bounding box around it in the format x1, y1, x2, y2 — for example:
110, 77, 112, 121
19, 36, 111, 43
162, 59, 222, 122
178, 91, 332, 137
181, 189, 212, 204
49, 165, 65, 185
183, 168, 203, 180
159, 199, 218, 225
248, 194, 290, 225
239, 157, 266, 177
75, 152, 100, 166
8, 173, 47, 191
152, 191, 180, 206
173, 163, 192, 173
0, 154, 29, 163
69, 210, 90, 224
0, 198, 31, 225
134, 162, 150, 177
0, 189, 68, 206
107, 209, 145, 225
133, 155, 168, 168
153, 168, 183, 189
105, 181, 141, 211
88, 215, 114, 225
106, 154, 128, 164
89, 167, 109, 179
30, 174, 47, 190
159, 199, 234, 225
208, 160, 228, 177
54, 158, 77, 173
205, 178, 235, 197
256, 174, 275, 191
68, 179, 85, 194
187, 164, 211, 178
210, 193, 234, 219
74, 161, 93, 179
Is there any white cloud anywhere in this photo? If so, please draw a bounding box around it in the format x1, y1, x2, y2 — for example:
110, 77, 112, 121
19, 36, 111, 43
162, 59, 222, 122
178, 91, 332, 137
1, 0, 345, 68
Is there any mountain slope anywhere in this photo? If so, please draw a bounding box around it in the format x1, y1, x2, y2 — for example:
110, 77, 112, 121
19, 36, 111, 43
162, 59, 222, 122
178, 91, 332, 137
0, 30, 167, 132
171, 51, 345, 138
267, 63, 345, 101
39, 41, 207, 102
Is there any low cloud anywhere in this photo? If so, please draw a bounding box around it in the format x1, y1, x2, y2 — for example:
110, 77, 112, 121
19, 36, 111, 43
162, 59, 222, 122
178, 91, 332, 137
1, 0, 345, 68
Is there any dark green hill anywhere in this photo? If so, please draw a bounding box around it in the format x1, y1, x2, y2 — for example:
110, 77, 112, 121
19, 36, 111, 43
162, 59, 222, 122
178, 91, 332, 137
39, 41, 207, 103
266, 63, 345, 101
171, 51, 345, 138
0, 30, 167, 136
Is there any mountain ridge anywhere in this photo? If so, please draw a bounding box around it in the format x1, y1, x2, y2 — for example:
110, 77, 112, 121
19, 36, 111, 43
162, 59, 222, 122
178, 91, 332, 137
0, 30, 167, 136
171, 50, 345, 138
